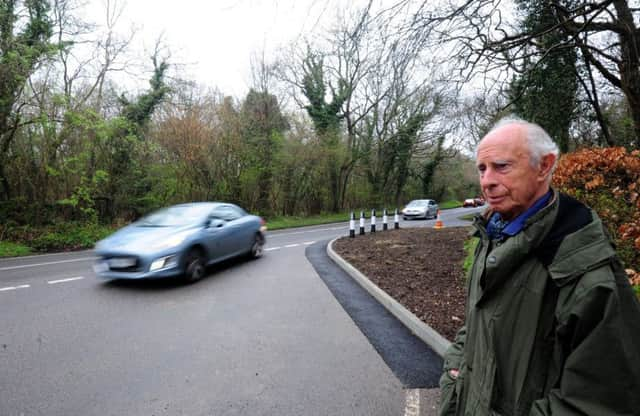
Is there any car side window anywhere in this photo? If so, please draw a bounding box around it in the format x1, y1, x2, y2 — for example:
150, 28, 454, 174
229, 205, 247, 217
212, 205, 243, 221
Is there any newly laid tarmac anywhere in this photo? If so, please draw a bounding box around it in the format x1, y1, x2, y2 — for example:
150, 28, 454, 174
306, 240, 450, 416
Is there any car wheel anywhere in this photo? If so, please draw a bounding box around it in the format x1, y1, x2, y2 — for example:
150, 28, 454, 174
250, 233, 265, 259
183, 248, 206, 283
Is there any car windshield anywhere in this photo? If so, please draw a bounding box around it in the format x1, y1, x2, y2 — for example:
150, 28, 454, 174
407, 200, 429, 207
137, 205, 212, 227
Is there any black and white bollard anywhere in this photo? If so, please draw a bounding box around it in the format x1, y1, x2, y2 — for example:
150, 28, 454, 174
359, 211, 365, 235
394, 208, 400, 229
349, 211, 356, 238
371, 209, 376, 233
383, 208, 388, 231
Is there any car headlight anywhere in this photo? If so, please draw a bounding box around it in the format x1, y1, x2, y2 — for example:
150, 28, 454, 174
150, 255, 178, 271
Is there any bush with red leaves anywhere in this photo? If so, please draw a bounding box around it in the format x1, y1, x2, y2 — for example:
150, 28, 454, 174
553, 147, 640, 294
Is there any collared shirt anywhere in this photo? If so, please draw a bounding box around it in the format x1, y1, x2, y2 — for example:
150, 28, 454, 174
486, 190, 552, 241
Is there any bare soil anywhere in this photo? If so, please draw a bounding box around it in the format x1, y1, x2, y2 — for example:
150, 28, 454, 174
332, 226, 469, 341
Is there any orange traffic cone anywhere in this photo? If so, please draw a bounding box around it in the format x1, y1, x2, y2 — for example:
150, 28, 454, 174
434, 209, 444, 229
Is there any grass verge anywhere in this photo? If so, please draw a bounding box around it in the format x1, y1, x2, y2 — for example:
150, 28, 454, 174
0, 241, 32, 257
266, 212, 352, 230
462, 237, 479, 278
440, 200, 462, 209
2, 222, 115, 257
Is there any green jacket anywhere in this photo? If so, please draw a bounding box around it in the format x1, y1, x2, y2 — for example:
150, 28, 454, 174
439, 191, 640, 416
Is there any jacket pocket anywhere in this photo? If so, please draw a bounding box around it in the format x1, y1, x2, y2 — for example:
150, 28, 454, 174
439, 371, 459, 416
440, 367, 467, 416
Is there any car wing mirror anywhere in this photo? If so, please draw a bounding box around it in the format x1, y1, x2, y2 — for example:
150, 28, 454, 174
207, 218, 225, 228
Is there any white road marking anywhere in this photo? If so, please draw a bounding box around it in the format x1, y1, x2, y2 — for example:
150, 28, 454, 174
1, 240, 319, 288
0, 284, 30, 292
0, 250, 93, 261
0, 257, 96, 271
271, 230, 322, 237
266, 213, 468, 239
404, 389, 421, 416
269, 225, 347, 237
265, 241, 315, 251
47, 276, 85, 285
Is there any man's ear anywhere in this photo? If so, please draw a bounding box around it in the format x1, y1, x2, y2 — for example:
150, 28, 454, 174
538, 153, 556, 180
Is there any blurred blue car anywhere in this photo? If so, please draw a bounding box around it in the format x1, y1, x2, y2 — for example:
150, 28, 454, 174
93, 202, 266, 282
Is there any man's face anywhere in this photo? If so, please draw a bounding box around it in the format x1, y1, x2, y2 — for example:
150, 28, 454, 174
476, 124, 550, 221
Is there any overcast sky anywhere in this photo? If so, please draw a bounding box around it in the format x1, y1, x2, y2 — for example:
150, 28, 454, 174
80, 0, 363, 97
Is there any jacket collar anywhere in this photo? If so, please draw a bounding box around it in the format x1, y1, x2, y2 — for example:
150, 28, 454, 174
545, 217, 616, 284
472, 189, 616, 295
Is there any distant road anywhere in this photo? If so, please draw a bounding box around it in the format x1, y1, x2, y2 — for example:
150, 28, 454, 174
0, 206, 483, 416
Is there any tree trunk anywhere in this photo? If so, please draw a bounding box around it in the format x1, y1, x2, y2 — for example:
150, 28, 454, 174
330, 166, 340, 212
579, 57, 613, 146
0, 115, 18, 200
0, 159, 10, 200
613, 0, 640, 142
623, 82, 640, 143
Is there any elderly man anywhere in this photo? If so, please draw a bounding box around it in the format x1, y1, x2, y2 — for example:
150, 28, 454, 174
439, 118, 640, 415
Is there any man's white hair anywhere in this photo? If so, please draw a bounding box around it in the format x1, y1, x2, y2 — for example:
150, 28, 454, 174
479, 116, 560, 173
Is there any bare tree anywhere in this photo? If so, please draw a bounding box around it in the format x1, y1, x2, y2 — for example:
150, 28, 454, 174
401, 0, 640, 141
53, 0, 136, 111
455, 91, 511, 153
277, 1, 454, 210
277, 3, 375, 211
9, 0, 139, 211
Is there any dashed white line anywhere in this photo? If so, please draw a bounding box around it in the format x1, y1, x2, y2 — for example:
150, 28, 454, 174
270, 226, 347, 237
47, 276, 85, 285
0, 257, 96, 271
0, 284, 30, 292
1, 232, 331, 272
265, 241, 315, 251
2, 240, 318, 294
0, 250, 93, 261
270, 230, 320, 237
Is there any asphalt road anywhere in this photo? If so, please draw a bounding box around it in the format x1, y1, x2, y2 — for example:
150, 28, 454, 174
0, 207, 483, 416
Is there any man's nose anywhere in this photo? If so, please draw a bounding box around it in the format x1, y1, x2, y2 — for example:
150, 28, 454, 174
480, 168, 497, 188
